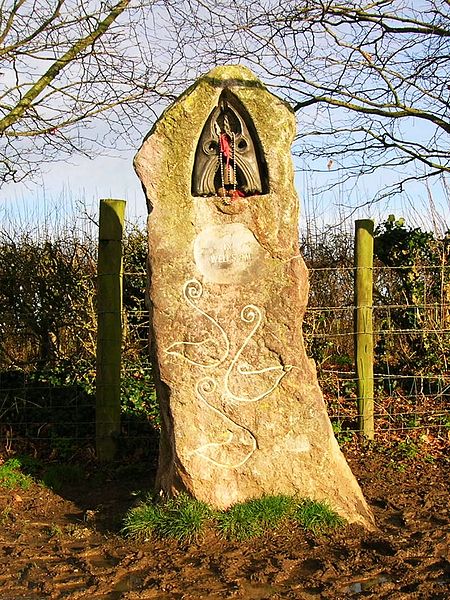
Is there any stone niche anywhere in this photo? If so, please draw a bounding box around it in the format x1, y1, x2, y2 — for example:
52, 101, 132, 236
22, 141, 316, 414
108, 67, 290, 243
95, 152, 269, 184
134, 65, 374, 528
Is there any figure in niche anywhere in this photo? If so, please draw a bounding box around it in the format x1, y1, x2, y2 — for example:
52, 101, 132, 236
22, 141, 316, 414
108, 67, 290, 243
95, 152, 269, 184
192, 90, 268, 202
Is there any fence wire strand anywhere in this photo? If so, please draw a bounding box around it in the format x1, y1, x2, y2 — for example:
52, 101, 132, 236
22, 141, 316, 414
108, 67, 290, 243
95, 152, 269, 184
1, 263, 449, 455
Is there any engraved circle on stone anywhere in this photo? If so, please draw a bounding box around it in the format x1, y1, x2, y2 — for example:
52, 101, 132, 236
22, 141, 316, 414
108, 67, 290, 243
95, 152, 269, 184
194, 223, 266, 284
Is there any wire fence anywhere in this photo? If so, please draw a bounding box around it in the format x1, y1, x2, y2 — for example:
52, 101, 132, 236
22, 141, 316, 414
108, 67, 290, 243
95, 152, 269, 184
1, 261, 449, 459
305, 258, 450, 449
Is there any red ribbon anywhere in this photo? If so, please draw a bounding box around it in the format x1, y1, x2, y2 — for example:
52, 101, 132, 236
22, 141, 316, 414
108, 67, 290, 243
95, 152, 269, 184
219, 133, 231, 169
230, 189, 245, 201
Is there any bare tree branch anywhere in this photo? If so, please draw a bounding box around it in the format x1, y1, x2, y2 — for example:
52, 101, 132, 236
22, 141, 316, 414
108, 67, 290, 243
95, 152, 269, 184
0, 0, 197, 186
0, 0, 131, 134
173, 0, 450, 201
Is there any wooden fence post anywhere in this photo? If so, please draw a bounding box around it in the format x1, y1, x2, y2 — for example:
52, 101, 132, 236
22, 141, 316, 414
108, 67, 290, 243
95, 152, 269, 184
354, 219, 375, 439
96, 199, 126, 460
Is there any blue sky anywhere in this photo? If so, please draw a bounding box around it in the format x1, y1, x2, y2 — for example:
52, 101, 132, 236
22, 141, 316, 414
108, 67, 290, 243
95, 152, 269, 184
1, 130, 449, 236
0, 150, 147, 233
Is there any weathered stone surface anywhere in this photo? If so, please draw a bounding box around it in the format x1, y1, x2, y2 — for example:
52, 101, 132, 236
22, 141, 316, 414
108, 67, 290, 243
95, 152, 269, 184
135, 65, 374, 528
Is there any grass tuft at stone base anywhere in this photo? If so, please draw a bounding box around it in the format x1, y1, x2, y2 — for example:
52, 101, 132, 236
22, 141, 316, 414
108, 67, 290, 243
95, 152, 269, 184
122, 493, 213, 543
122, 493, 345, 543
215, 495, 295, 540
294, 498, 345, 533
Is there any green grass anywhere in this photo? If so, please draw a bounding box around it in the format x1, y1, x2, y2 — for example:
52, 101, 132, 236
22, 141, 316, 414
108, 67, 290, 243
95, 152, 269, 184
0, 458, 34, 490
122, 496, 164, 541
293, 499, 345, 533
123, 493, 345, 543
122, 493, 213, 543
0, 456, 85, 493
215, 495, 295, 540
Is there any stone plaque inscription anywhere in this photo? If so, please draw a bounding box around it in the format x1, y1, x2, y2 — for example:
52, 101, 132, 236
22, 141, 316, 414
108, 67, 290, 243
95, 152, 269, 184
194, 223, 266, 284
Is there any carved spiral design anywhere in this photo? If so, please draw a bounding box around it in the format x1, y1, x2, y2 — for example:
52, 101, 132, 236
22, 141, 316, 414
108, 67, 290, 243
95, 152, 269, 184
196, 377, 216, 396
185, 279, 203, 302
166, 278, 230, 369
241, 304, 260, 324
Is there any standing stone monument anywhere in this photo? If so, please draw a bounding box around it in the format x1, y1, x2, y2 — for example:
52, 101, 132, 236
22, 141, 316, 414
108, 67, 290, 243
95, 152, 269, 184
135, 65, 374, 528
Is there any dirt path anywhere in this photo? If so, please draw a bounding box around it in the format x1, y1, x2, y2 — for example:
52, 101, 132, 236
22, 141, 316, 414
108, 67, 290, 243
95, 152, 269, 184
0, 446, 448, 599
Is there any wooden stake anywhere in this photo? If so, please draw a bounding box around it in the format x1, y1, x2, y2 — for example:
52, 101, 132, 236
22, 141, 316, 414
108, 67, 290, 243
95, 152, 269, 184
96, 199, 126, 460
354, 219, 375, 439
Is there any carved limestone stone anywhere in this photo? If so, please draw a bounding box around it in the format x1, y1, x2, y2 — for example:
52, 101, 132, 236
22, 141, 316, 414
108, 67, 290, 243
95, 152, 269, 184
134, 65, 375, 528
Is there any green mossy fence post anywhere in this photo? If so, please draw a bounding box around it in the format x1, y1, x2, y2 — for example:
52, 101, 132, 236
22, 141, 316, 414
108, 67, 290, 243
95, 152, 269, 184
354, 219, 375, 440
96, 199, 126, 461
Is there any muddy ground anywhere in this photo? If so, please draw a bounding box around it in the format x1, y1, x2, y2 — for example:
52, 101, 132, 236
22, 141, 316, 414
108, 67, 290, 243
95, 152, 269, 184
0, 443, 448, 600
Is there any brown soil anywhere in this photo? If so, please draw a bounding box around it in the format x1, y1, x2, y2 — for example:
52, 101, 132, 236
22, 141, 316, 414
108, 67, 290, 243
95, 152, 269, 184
0, 444, 448, 600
